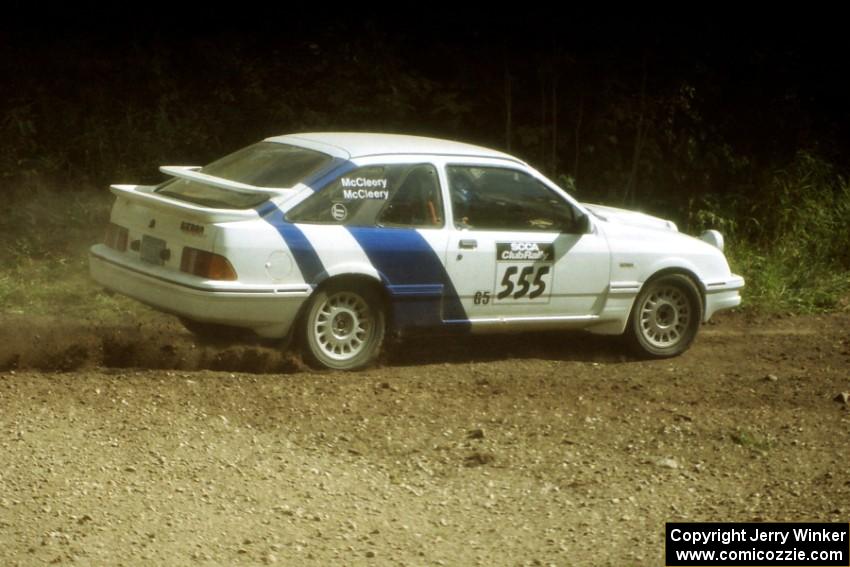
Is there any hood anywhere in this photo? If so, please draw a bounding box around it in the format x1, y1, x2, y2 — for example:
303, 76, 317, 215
581, 202, 678, 232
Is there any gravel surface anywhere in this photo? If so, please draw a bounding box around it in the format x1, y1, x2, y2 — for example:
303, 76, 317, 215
1, 312, 848, 565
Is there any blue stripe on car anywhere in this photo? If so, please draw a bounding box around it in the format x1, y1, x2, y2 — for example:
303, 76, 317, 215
254, 160, 358, 285
259, 159, 469, 331
256, 206, 325, 284
346, 227, 469, 329
255, 201, 278, 217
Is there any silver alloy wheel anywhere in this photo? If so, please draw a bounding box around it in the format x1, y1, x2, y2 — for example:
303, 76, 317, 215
312, 291, 372, 362
638, 284, 691, 348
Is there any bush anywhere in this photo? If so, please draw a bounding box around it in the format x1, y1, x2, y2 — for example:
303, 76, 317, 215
690, 152, 850, 312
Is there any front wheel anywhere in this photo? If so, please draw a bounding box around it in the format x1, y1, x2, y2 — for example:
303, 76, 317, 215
626, 274, 703, 358
302, 283, 385, 370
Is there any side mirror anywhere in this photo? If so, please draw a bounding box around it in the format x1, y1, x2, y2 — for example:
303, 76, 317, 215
566, 212, 591, 234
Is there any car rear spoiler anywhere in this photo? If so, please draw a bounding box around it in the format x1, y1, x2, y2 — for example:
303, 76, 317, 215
107, 167, 297, 223
109, 184, 261, 223
158, 166, 288, 196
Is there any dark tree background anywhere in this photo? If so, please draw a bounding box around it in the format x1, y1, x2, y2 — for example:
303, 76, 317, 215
2, 13, 849, 229
2, 13, 848, 310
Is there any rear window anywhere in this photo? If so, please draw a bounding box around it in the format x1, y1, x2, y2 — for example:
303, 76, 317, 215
156, 142, 333, 209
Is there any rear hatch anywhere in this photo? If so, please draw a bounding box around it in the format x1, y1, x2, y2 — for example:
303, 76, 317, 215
100, 140, 337, 278
107, 184, 233, 275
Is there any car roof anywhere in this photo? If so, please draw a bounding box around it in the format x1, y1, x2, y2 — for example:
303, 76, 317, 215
265, 132, 524, 164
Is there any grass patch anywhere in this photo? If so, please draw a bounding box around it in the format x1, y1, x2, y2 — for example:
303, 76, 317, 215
0, 186, 156, 323
726, 242, 850, 313
691, 151, 850, 313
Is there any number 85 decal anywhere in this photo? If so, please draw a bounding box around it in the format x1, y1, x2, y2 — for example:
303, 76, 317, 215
496, 264, 552, 301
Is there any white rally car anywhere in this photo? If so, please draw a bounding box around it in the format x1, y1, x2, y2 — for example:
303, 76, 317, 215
89, 133, 744, 369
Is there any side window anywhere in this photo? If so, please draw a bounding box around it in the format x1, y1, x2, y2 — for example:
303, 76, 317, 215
377, 165, 443, 227
286, 164, 443, 228
447, 166, 578, 232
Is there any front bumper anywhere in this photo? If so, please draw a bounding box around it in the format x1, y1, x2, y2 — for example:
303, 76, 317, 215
703, 274, 745, 320
89, 245, 311, 338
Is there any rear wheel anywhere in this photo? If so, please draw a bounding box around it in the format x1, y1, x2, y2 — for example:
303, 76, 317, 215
302, 283, 385, 370
627, 274, 702, 358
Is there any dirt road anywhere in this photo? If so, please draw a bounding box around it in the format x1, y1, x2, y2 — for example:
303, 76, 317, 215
1, 313, 848, 565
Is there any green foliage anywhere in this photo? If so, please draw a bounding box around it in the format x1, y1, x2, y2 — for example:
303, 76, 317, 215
689, 152, 850, 313
726, 242, 850, 312
0, 187, 148, 321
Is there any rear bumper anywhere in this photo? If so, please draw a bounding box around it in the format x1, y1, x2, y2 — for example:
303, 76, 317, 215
703, 274, 745, 320
89, 245, 310, 338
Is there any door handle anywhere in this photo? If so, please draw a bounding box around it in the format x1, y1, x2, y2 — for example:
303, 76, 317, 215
459, 239, 478, 250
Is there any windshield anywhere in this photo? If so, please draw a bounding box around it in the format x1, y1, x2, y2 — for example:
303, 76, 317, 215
156, 142, 333, 209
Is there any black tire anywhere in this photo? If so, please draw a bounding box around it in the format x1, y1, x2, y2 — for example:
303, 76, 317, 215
178, 317, 247, 341
626, 274, 703, 358
301, 282, 386, 370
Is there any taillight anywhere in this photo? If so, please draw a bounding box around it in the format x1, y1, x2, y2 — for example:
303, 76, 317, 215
104, 223, 128, 251
180, 247, 237, 280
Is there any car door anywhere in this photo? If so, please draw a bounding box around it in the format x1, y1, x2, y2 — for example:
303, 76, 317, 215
442, 164, 610, 325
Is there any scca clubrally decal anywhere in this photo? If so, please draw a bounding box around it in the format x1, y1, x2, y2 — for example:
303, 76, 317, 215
496, 242, 553, 262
